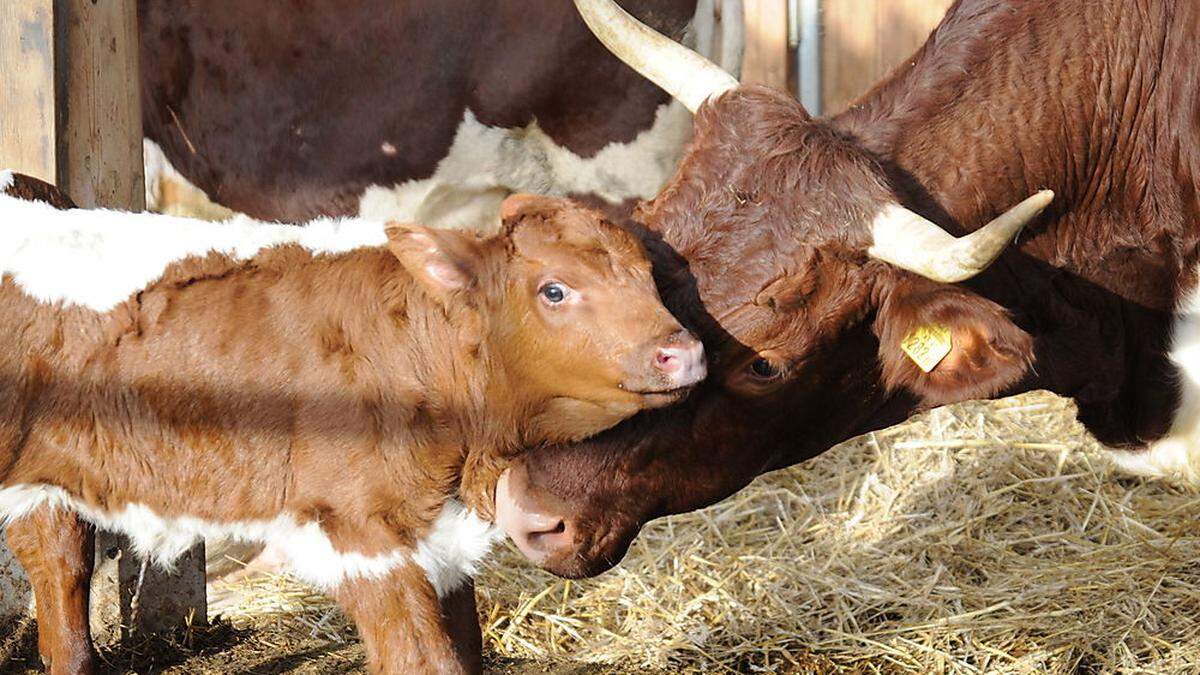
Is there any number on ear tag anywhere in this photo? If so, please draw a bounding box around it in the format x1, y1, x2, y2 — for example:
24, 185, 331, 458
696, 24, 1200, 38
900, 323, 953, 373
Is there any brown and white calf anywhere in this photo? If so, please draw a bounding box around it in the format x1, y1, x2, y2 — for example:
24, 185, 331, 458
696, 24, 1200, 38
0, 170, 704, 674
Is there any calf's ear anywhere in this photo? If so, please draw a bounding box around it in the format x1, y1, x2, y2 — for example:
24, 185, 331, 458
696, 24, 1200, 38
385, 223, 485, 302
874, 276, 1033, 407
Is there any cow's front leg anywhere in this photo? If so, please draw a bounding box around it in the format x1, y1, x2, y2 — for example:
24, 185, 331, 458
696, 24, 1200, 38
335, 562, 477, 675
441, 579, 482, 673
6, 504, 97, 675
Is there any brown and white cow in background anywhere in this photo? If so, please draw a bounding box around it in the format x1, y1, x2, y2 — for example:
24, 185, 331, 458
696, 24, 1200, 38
492, 0, 1200, 579
0, 169, 704, 674
138, 0, 744, 230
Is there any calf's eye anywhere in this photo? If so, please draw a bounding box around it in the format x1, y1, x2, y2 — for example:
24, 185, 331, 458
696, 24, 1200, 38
539, 282, 570, 305
750, 357, 782, 380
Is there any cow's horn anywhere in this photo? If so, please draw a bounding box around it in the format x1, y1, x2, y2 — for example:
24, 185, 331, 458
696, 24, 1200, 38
868, 191, 1055, 283
573, 0, 739, 113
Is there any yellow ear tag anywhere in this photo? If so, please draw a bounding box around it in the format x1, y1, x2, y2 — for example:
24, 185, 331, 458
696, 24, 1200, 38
900, 323, 953, 373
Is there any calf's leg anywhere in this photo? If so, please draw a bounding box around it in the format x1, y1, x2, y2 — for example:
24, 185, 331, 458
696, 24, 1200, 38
6, 505, 97, 675
336, 563, 479, 675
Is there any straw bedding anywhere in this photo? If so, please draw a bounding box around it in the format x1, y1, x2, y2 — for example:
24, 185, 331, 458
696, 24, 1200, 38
212, 390, 1200, 673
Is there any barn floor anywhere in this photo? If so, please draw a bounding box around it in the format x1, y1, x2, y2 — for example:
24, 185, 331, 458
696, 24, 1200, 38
5, 390, 1200, 674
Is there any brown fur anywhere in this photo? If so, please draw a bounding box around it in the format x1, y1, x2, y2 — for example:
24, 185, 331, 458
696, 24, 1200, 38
509, 0, 1200, 578
3, 174, 75, 210
0, 192, 693, 673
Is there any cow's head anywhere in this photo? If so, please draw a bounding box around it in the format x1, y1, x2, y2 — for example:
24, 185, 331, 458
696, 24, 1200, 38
390, 193, 705, 448
491, 0, 1051, 577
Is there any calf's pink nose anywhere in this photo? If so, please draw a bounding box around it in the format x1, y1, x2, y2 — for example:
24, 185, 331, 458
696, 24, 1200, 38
653, 334, 706, 387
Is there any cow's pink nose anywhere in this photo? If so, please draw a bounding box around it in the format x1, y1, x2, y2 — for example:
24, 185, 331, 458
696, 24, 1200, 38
653, 334, 706, 387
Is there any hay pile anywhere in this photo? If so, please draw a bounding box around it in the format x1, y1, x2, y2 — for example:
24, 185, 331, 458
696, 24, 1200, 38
215, 391, 1200, 673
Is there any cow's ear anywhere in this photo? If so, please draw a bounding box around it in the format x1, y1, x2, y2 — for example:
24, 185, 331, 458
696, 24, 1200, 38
386, 223, 485, 302
874, 276, 1033, 407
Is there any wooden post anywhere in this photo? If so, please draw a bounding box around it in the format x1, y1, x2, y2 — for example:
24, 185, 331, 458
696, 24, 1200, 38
0, 0, 206, 640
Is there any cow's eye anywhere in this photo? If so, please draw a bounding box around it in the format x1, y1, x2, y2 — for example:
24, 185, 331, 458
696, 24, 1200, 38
539, 282, 571, 305
750, 357, 783, 380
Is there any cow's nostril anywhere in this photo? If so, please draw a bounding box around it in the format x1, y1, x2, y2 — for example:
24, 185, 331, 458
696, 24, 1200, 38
525, 519, 573, 556
655, 348, 681, 373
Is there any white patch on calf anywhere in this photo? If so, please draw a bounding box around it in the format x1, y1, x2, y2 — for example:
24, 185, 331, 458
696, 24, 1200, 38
1108, 282, 1200, 483
413, 500, 504, 597
0, 486, 499, 598
0, 193, 388, 313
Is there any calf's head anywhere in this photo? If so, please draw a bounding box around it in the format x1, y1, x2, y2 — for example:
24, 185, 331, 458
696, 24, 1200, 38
493, 0, 1053, 577
389, 194, 704, 448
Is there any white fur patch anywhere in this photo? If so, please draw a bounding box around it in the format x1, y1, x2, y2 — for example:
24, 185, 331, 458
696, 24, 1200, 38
1108, 281, 1200, 483
0, 170, 13, 193
0, 190, 388, 313
0, 486, 499, 597
413, 500, 505, 597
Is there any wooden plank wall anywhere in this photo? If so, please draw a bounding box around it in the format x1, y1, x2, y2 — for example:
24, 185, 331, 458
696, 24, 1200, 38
821, 0, 954, 113
0, 0, 57, 183
0, 0, 145, 210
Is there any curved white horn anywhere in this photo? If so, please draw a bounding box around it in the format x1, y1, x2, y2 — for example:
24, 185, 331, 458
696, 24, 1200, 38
868, 190, 1055, 283
573, 0, 739, 113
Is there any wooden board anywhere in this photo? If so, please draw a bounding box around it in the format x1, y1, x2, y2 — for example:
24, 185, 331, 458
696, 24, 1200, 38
820, 0, 954, 114
0, 0, 56, 183
741, 0, 791, 90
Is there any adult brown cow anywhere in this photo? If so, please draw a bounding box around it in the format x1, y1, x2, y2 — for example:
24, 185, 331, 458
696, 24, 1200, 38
492, 0, 1200, 579
138, 0, 742, 229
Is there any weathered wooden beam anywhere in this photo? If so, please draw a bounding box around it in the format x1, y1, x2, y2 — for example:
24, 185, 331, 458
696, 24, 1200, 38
0, 0, 206, 641
54, 0, 145, 209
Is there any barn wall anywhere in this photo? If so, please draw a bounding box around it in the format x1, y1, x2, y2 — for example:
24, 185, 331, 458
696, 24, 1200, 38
741, 0, 955, 114
819, 0, 955, 114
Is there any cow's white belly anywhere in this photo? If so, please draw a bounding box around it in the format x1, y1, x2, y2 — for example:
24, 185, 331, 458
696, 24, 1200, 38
1108, 280, 1200, 483
0, 485, 500, 597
